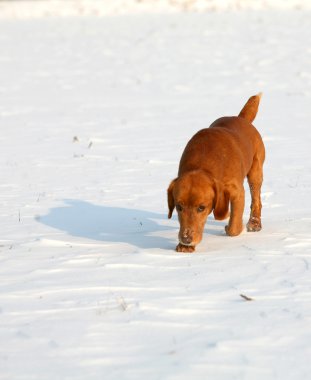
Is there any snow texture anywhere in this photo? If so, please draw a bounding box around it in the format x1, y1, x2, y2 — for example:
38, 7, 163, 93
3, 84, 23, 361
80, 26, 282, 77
0, 2, 311, 380
0, 0, 311, 18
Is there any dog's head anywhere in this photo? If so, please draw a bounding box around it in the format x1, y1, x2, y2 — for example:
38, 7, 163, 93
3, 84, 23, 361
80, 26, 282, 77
167, 170, 229, 247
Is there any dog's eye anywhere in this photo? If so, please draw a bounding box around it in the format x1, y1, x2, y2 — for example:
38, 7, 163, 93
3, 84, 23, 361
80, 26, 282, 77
176, 204, 183, 212
197, 205, 206, 213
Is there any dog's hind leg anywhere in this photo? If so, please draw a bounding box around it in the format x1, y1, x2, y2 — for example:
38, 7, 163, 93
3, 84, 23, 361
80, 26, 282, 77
247, 156, 264, 232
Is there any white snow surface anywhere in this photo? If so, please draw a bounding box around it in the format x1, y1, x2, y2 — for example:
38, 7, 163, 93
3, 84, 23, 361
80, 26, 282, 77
1, 5, 311, 380
0, 0, 311, 18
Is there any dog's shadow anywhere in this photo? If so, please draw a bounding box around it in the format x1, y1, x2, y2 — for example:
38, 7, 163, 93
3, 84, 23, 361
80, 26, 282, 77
37, 199, 177, 250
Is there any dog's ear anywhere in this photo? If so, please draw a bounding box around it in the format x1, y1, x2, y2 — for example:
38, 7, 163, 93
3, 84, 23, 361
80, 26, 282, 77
213, 180, 229, 220
167, 178, 177, 219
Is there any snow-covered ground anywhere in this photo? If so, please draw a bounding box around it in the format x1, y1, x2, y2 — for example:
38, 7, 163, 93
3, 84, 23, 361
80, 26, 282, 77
1, 2, 311, 379
0, 0, 311, 18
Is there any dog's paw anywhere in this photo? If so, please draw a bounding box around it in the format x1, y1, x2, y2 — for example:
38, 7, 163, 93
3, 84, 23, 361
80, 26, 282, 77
225, 224, 243, 237
247, 217, 262, 232
176, 243, 195, 253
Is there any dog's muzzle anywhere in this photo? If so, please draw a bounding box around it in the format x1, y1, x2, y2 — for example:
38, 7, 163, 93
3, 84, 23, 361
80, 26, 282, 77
179, 229, 194, 246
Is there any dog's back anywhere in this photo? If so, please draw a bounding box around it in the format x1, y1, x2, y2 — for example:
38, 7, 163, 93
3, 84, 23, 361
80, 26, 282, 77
178, 94, 265, 182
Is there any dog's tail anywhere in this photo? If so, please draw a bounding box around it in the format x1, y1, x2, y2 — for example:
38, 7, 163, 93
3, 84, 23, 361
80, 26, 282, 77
238, 93, 262, 123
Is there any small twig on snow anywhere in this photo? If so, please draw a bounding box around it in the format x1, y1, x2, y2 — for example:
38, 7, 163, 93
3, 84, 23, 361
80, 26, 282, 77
240, 294, 254, 302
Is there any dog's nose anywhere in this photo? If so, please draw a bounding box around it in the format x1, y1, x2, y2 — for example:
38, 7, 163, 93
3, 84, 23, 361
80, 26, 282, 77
180, 230, 193, 245
181, 236, 193, 245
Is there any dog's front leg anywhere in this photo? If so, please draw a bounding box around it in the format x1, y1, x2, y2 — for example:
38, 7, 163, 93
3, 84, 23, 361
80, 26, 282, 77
225, 188, 245, 236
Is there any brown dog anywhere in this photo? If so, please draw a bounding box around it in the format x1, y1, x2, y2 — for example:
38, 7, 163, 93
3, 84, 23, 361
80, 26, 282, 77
167, 94, 265, 252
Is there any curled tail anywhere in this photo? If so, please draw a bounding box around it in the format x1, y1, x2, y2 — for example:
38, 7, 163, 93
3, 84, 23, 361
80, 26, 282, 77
238, 93, 262, 123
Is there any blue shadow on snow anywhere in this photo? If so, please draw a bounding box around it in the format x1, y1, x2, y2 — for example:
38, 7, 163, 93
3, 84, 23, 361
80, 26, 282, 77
38, 199, 176, 249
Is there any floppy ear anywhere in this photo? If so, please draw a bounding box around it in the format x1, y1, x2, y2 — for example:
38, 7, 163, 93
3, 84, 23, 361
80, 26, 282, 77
167, 179, 177, 219
213, 180, 229, 220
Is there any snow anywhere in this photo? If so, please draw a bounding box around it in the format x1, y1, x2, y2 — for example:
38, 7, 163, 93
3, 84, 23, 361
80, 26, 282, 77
0, 0, 311, 18
1, 2, 311, 380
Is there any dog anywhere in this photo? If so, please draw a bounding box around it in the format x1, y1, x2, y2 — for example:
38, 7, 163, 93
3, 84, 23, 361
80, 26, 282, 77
167, 93, 265, 252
